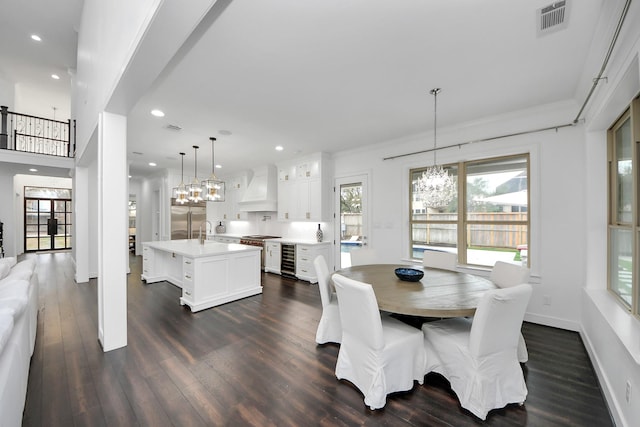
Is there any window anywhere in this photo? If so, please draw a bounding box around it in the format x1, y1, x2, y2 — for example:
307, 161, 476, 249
608, 98, 640, 313
410, 154, 529, 268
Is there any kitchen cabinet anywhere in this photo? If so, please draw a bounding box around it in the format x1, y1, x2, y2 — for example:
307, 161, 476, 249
277, 152, 332, 222
208, 173, 249, 222
265, 241, 281, 274
213, 235, 241, 244
222, 175, 249, 221
142, 240, 262, 312
295, 242, 330, 283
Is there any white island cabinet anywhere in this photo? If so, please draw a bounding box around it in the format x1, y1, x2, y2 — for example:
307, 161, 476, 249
142, 240, 262, 312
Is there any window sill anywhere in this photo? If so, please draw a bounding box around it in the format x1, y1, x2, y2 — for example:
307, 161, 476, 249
585, 288, 640, 365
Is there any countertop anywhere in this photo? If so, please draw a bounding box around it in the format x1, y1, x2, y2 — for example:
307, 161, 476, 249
143, 239, 262, 258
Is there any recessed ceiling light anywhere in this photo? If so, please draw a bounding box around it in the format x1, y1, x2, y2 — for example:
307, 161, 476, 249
215, 164, 222, 169
31, 34, 41, 42
275, 145, 284, 151
149, 162, 157, 167
51, 74, 60, 80
151, 109, 165, 117
29, 168, 38, 172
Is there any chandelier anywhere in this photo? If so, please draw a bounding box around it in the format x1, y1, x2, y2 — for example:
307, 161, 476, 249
202, 137, 225, 201
172, 152, 188, 204
416, 88, 456, 208
188, 145, 203, 202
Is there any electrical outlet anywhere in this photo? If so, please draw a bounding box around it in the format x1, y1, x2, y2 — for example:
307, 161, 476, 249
543, 295, 551, 306
626, 381, 632, 403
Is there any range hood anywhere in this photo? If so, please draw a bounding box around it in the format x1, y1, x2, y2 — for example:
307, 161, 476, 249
238, 164, 278, 212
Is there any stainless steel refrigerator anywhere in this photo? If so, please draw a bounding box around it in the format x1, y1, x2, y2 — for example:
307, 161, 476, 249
170, 199, 207, 240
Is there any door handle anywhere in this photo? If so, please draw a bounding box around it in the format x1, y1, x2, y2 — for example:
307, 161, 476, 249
47, 218, 58, 236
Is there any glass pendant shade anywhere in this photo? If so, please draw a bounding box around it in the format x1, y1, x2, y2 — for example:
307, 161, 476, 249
202, 137, 225, 201
188, 145, 203, 202
420, 88, 456, 208
172, 152, 189, 204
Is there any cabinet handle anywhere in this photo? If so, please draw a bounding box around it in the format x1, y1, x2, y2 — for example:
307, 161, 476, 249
185, 274, 191, 279
306, 171, 310, 177
306, 212, 310, 219
301, 269, 308, 273
185, 291, 191, 296
185, 261, 192, 265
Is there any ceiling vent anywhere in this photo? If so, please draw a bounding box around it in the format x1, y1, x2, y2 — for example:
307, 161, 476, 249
165, 124, 182, 131
537, 1, 568, 36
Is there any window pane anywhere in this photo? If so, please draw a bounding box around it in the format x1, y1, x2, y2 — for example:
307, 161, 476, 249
25, 200, 38, 212
25, 224, 38, 237
466, 157, 527, 218
466, 223, 527, 267
24, 186, 71, 199
609, 228, 632, 307
26, 237, 39, 251
615, 117, 632, 223
39, 236, 51, 250
411, 223, 457, 259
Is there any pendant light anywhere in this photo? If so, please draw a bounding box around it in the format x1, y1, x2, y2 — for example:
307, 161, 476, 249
188, 145, 203, 202
416, 88, 456, 208
202, 137, 225, 202
172, 152, 188, 204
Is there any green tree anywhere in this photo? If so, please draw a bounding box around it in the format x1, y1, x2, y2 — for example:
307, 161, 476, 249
341, 186, 361, 213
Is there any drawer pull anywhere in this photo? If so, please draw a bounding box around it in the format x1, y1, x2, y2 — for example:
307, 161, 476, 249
185, 261, 192, 265
185, 274, 192, 279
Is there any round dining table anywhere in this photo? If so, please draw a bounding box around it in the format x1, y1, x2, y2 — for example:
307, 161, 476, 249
332, 264, 497, 317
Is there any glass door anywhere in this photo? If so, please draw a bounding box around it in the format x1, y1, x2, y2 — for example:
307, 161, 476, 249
335, 174, 369, 269
24, 197, 72, 252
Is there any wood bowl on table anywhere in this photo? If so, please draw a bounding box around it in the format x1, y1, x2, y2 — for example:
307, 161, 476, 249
394, 268, 424, 282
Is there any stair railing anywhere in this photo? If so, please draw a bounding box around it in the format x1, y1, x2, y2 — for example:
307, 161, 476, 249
0, 105, 74, 158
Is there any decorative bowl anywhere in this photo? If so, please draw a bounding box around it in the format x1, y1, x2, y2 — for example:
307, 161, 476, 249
394, 268, 424, 282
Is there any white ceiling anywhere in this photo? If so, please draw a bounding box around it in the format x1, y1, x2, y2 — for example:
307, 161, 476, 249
0, 0, 607, 178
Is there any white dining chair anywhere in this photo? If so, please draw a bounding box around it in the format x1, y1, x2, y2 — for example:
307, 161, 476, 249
422, 284, 532, 420
490, 261, 530, 288
332, 273, 425, 410
422, 250, 457, 271
490, 261, 531, 362
349, 248, 376, 266
313, 256, 342, 344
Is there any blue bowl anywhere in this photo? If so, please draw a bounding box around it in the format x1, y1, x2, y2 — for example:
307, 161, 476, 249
394, 268, 424, 282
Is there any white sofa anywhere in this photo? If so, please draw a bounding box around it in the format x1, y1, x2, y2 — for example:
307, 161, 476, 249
0, 257, 38, 427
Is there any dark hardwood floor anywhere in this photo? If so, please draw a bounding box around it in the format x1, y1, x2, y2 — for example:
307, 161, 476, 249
22, 252, 613, 426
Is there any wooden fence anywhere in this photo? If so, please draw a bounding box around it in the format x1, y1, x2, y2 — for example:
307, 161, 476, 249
342, 212, 527, 249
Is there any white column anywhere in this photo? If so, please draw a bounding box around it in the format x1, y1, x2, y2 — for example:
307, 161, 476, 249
97, 111, 127, 351
73, 166, 90, 283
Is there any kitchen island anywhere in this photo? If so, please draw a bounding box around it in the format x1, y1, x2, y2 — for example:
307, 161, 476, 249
142, 239, 262, 312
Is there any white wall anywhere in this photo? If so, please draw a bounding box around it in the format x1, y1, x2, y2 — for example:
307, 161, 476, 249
75, 0, 162, 155
0, 172, 14, 256
14, 82, 70, 120
0, 76, 14, 109
578, 2, 640, 424
332, 100, 585, 330
88, 156, 98, 277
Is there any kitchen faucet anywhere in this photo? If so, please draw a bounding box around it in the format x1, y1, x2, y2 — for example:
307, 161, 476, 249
199, 220, 213, 245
